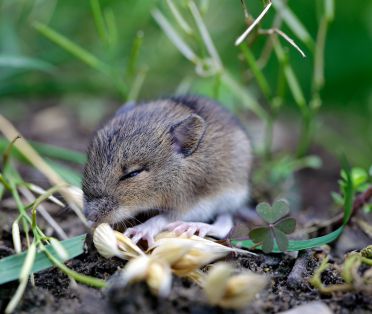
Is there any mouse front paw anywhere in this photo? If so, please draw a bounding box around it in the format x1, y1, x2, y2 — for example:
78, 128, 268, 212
124, 226, 157, 247
167, 214, 233, 239
166, 221, 213, 238
124, 214, 169, 247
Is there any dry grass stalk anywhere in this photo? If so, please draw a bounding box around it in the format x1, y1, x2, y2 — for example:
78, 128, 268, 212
0, 114, 87, 225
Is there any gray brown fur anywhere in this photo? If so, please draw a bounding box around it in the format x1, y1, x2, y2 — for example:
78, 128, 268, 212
82, 95, 252, 224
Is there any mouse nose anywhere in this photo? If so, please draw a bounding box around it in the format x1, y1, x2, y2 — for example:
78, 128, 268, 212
83, 196, 119, 222
83, 205, 99, 222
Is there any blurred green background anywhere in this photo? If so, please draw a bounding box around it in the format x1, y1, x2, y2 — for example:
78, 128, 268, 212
0, 0, 371, 167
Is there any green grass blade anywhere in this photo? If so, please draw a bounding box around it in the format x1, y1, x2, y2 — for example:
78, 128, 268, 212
0, 234, 86, 285
90, 0, 107, 42
0, 183, 4, 200
240, 45, 271, 100
188, 0, 222, 68
128, 68, 147, 102
273, 38, 307, 111
33, 21, 110, 75
104, 9, 118, 47
0, 55, 54, 73
325, 0, 334, 22
166, 0, 192, 34
126, 31, 144, 79
312, 17, 327, 96
0, 138, 86, 164
46, 159, 82, 186
152, 9, 198, 63
233, 223, 344, 253
221, 71, 269, 121
31, 142, 86, 164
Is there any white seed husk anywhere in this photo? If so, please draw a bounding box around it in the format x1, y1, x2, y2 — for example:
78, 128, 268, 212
204, 262, 233, 304
147, 261, 172, 297
93, 223, 121, 258
114, 231, 145, 257
121, 255, 150, 285
12, 222, 22, 254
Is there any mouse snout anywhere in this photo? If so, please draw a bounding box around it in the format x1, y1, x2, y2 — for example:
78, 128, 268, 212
83, 196, 118, 222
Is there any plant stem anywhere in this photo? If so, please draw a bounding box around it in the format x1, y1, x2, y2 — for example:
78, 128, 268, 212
0, 173, 11, 190
41, 245, 106, 288
264, 114, 273, 160
296, 108, 313, 157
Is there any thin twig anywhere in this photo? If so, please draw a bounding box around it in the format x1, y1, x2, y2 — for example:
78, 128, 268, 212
259, 28, 306, 57
257, 7, 285, 67
240, 0, 250, 19
235, 1, 272, 46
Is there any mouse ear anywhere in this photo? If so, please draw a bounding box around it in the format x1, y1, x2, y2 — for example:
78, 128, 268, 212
170, 114, 206, 157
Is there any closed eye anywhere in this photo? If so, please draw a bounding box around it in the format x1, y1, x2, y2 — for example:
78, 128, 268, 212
119, 168, 145, 181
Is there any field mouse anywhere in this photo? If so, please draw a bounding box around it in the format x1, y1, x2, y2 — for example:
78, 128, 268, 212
82, 95, 252, 246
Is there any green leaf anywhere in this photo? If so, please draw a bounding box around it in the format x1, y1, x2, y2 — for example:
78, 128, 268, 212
272, 227, 289, 252
272, 199, 290, 218
46, 159, 82, 186
0, 234, 86, 285
261, 230, 274, 254
351, 168, 368, 188
256, 202, 272, 222
0, 138, 86, 165
0, 55, 54, 73
30, 141, 86, 164
33, 22, 110, 75
331, 191, 343, 205
233, 225, 344, 253
275, 217, 296, 234
257, 200, 289, 224
90, 0, 107, 43
249, 227, 269, 243
232, 161, 354, 252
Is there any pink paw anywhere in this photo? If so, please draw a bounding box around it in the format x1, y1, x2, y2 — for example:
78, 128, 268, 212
124, 225, 157, 247
167, 221, 213, 238
124, 215, 169, 247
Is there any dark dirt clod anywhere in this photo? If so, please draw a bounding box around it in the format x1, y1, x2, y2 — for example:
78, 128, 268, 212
107, 276, 221, 314
286, 250, 314, 289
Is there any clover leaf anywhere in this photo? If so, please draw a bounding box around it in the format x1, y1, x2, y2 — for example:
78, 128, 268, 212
249, 199, 296, 253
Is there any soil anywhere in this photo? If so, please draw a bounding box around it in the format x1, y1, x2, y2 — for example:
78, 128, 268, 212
2, 245, 371, 314
0, 103, 371, 313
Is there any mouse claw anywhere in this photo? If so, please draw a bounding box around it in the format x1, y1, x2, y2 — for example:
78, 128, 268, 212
124, 227, 155, 246
124, 228, 135, 237
169, 221, 189, 236
131, 232, 144, 244
167, 221, 213, 238
124, 216, 167, 247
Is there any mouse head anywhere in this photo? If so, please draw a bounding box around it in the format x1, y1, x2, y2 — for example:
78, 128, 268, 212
82, 106, 206, 225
